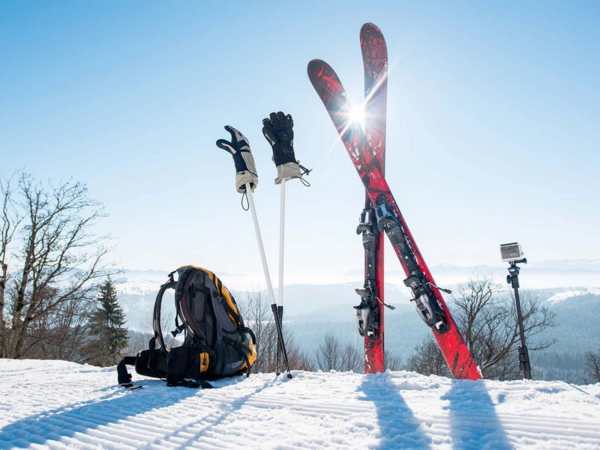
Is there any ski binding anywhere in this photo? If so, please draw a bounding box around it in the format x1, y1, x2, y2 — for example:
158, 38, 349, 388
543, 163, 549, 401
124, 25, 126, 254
375, 201, 449, 333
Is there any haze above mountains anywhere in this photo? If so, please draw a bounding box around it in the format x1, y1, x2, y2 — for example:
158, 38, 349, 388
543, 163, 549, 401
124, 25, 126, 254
115, 259, 599, 331
116, 259, 600, 306
115, 259, 600, 382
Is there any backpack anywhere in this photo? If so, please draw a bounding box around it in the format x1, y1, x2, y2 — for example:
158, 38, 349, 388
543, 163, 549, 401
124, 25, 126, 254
117, 265, 256, 388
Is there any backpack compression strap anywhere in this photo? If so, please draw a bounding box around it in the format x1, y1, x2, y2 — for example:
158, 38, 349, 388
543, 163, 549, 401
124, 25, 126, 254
221, 335, 254, 377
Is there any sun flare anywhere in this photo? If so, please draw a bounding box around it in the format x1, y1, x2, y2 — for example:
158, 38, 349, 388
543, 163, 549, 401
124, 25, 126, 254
348, 106, 365, 126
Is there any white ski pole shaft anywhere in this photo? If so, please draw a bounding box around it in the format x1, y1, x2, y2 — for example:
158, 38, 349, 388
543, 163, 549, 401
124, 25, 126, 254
278, 180, 286, 308
276, 180, 286, 375
246, 183, 292, 378
245, 184, 277, 307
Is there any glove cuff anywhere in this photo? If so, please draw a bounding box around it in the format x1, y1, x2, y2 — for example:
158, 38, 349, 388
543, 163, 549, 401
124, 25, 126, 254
275, 162, 303, 185
236, 171, 259, 193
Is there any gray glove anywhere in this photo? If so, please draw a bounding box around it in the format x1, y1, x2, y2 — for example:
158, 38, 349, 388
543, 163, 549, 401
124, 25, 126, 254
217, 126, 259, 193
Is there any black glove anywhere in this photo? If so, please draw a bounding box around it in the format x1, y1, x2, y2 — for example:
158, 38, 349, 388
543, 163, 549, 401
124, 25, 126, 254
262, 112, 296, 166
262, 112, 303, 184
217, 125, 258, 193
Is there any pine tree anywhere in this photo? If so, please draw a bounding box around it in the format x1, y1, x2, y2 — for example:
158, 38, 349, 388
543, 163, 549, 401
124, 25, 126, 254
86, 277, 129, 366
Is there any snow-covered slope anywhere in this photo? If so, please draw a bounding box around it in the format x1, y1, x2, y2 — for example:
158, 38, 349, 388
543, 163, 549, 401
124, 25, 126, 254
1, 360, 599, 449
547, 287, 600, 305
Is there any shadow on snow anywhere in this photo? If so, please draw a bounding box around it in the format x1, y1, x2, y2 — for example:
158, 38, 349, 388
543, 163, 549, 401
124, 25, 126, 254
442, 379, 512, 450
358, 374, 431, 449
0, 377, 245, 448
156, 381, 273, 447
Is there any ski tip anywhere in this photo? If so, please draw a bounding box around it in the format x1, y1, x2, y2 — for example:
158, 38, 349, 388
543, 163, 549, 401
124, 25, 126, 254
307, 59, 345, 95
360, 22, 382, 34
307, 59, 328, 79
307, 58, 325, 70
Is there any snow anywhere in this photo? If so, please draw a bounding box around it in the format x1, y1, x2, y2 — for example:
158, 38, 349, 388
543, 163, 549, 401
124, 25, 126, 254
547, 288, 600, 304
1, 360, 600, 449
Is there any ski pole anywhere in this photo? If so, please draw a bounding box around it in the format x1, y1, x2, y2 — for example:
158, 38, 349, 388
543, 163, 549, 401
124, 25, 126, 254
276, 179, 286, 374
217, 124, 292, 378
245, 183, 292, 378
262, 111, 312, 374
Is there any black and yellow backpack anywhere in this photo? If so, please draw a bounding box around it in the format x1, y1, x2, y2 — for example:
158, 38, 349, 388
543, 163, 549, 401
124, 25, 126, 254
117, 265, 256, 388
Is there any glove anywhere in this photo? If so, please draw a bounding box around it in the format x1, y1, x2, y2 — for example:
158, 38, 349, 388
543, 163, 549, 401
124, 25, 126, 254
217, 126, 258, 193
262, 111, 303, 184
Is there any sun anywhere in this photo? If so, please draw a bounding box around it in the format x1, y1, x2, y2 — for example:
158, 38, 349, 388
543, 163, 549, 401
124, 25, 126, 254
348, 105, 365, 126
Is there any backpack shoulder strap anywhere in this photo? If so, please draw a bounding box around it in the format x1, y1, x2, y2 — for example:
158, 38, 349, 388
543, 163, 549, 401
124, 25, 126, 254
153, 271, 177, 352
176, 266, 209, 342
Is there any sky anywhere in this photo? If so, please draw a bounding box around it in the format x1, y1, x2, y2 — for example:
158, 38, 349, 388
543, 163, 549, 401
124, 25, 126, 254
1, 1, 599, 286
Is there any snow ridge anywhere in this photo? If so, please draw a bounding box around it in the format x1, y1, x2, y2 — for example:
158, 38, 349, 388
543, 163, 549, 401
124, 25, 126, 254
547, 287, 600, 305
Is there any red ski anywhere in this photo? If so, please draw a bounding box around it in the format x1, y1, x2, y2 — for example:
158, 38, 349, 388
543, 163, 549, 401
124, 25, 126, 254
307, 59, 482, 380
359, 23, 387, 373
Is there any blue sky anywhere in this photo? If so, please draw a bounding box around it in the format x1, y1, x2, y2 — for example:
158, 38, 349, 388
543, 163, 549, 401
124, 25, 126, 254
1, 1, 599, 285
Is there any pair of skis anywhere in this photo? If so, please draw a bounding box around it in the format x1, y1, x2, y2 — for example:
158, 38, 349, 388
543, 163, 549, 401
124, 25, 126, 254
308, 24, 482, 380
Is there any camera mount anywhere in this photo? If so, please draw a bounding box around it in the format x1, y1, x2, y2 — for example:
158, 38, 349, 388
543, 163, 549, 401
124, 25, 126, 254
501, 244, 531, 380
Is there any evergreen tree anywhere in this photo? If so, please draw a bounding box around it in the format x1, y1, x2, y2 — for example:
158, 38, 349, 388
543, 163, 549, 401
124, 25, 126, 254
86, 278, 128, 366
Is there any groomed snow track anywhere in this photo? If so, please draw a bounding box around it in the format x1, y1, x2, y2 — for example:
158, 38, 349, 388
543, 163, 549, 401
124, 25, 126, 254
1, 360, 599, 449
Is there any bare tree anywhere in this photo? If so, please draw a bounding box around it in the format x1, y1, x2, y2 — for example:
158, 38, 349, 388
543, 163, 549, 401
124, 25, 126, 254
314, 333, 362, 373
0, 174, 23, 356
454, 274, 556, 379
237, 291, 275, 372
384, 351, 403, 371
339, 342, 362, 372
407, 274, 557, 380
0, 172, 117, 359
407, 335, 450, 377
124, 330, 150, 356
315, 333, 342, 371
585, 351, 600, 383
452, 274, 517, 378
285, 333, 315, 372
22, 286, 93, 361
237, 291, 312, 373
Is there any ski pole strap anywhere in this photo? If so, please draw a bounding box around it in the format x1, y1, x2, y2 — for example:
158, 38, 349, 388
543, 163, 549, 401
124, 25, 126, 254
239, 192, 249, 211
298, 161, 312, 187
298, 162, 312, 177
